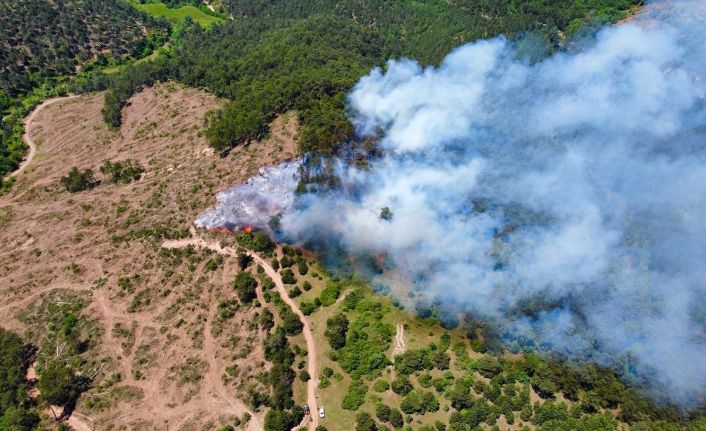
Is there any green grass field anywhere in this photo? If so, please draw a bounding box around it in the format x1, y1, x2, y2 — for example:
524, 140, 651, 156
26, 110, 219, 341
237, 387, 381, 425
133, 2, 223, 28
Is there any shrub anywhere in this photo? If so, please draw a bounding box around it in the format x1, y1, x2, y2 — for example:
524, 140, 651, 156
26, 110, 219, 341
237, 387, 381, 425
373, 380, 390, 392
391, 376, 413, 396
233, 272, 257, 303
99, 159, 144, 183
389, 409, 404, 428
356, 412, 378, 431
61, 167, 97, 192
297, 259, 308, 275
281, 309, 303, 335
299, 370, 310, 382
400, 390, 439, 415
260, 309, 275, 331
324, 313, 348, 350
302, 281, 312, 291
237, 231, 275, 253
376, 403, 391, 422
342, 379, 368, 411
237, 252, 253, 270
38, 361, 88, 406
533, 402, 569, 425
300, 298, 321, 315
281, 268, 296, 284
319, 281, 342, 306
288, 286, 302, 298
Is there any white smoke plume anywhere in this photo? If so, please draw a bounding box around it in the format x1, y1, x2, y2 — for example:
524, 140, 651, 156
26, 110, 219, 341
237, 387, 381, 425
196, 160, 301, 230
281, 1, 706, 404
200, 1, 706, 404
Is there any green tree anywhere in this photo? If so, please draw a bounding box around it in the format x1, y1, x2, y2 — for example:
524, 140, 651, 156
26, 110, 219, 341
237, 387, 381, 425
342, 379, 367, 411
61, 167, 97, 192
391, 376, 413, 396
233, 272, 258, 303
38, 361, 86, 406
281, 269, 296, 284
356, 411, 377, 431
237, 252, 253, 270
0, 406, 40, 431
324, 313, 348, 350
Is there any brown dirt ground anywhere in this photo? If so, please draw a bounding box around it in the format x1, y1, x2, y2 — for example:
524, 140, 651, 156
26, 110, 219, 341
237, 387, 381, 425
0, 82, 298, 430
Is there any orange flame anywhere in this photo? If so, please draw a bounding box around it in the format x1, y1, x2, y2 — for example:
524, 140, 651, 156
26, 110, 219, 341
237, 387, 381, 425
242, 225, 254, 234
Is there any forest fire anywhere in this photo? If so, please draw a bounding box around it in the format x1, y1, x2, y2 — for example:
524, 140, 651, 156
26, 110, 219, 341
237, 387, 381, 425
242, 225, 254, 234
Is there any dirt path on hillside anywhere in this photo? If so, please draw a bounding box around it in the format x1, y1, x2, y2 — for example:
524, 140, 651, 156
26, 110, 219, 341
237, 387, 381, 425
10, 95, 81, 179
393, 323, 406, 355
203, 294, 261, 429
162, 234, 320, 430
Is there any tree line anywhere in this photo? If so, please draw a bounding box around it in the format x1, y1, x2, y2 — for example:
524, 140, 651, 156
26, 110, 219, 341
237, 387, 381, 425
100, 0, 641, 157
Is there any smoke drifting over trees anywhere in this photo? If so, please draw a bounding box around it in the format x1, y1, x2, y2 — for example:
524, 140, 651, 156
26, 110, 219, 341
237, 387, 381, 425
276, 0, 706, 405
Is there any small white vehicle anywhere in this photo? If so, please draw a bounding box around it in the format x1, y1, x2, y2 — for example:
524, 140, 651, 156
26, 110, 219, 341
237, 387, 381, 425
319, 406, 325, 418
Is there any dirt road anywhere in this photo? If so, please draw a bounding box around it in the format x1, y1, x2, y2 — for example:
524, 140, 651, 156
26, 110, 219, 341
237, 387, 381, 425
162, 234, 319, 430
10, 95, 80, 179
393, 323, 406, 355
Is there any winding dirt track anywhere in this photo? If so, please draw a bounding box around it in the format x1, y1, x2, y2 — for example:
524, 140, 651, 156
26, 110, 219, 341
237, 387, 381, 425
10, 95, 81, 179
162, 234, 319, 430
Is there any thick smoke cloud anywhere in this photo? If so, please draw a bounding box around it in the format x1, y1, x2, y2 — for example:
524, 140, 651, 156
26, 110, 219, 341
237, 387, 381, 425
280, 1, 706, 404
199, 0, 706, 404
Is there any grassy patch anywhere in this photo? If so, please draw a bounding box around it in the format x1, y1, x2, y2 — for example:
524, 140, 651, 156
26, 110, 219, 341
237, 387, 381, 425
133, 2, 222, 28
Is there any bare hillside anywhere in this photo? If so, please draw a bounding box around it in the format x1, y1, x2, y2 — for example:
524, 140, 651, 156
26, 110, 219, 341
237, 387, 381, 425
0, 83, 297, 429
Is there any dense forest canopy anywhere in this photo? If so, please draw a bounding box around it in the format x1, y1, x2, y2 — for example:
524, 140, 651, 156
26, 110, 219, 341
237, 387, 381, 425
0, 0, 169, 184
0, 0, 168, 97
101, 0, 642, 156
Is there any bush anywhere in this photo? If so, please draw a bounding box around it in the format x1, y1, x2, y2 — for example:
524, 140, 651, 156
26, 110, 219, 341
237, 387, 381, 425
0, 329, 35, 419
61, 167, 97, 192
302, 281, 312, 291
299, 370, 310, 382
324, 313, 349, 350
319, 281, 342, 306
281, 268, 296, 284
342, 379, 368, 411
38, 361, 88, 406
376, 403, 391, 422
281, 309, 303, 336
99, 159, 144, 184
300, 298, 321, 315
237, 252, 253, 270
373, 379, 390, 392
260, 309, 275, 331
391, 376, 413, 396
400, 390, 439, 415
356, 412, 377, 431
394, 349, 433, 375
233, 272, 257, 303
389, 409, 404, 428
237, 231, 275, 254
288, 286, 302, 298
297, 259, 308, 275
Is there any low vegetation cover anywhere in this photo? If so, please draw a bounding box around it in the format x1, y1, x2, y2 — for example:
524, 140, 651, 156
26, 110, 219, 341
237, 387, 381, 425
128, 1, 224, 28
255, 246, 706, 431
61, 160, 145, 192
